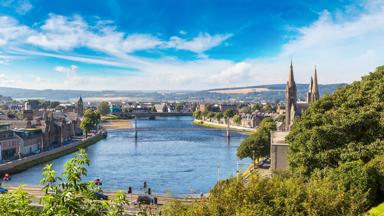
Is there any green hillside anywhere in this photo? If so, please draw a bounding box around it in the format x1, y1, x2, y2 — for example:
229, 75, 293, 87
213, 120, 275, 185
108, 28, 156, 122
161, 66, 384, 216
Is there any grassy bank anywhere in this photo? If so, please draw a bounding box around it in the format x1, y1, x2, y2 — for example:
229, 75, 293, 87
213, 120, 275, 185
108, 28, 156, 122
2, 134, 105, 175
192, 119, 254, 135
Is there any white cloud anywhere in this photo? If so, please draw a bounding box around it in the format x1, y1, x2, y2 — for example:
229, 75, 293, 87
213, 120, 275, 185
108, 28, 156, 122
22, 14, 229, 57
0, 16, 31, 46
54, 65, 78, 76
27, 14, 87, 50
3, 1, 384, 90
166, 33, 232, 54
0, 0, 33, 15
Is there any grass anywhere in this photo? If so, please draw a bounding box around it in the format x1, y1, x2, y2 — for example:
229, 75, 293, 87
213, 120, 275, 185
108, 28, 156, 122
192, 119, 255, 135
101, 114, 119, 121
368, 203, 384, 216
192, 119, 227, 129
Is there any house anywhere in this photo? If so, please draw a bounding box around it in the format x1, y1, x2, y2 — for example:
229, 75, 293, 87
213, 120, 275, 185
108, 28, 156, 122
154, 103, 168, 113
0, 123, 19, 161
15, 128, 43, 155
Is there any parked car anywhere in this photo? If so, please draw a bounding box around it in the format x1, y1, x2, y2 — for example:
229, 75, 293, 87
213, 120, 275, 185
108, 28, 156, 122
136, 195, 157, 205
94, 192, 108, 200
0, 187, 8, 194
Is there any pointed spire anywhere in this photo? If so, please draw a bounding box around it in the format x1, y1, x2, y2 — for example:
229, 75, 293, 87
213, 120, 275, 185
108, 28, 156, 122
308, 76, 313, 92
288, 60, 295, 87
312, 65, 319, 94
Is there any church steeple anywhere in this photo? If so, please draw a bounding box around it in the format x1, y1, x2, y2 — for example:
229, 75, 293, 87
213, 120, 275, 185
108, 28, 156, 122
77, 96, 84, 117
309, 66, 319, 103
285, 61, 297, 131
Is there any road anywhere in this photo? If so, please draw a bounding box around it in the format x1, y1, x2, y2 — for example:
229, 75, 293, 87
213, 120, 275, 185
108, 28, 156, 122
5, 185, 198, 215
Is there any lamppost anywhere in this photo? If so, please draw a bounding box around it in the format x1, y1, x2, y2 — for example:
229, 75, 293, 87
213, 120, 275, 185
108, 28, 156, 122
252, 150, 256, 171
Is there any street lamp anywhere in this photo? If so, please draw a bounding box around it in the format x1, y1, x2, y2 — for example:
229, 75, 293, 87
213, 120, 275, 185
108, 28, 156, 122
252, 150, 256, 171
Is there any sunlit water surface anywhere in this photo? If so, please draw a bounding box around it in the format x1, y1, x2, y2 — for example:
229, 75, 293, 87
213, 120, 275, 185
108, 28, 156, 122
10, 116, 249, 196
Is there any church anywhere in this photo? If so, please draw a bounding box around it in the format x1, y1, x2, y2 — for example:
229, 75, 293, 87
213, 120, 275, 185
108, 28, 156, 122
285, 61, 319, 131
271, 62, 320, 170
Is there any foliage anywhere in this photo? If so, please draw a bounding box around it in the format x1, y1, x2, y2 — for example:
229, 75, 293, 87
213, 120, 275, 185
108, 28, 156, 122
163, 66, 384, 215
163, 164, 379, 216
232, 114, 242, 124
215, 112, 223, 121
207, 112, 215, 119
0, 149, 128, 215
80, 109, 101, 137
237, 117, 276, 160
193, 110, 202, 119
262, 103, 273, 113
287, 66, 384, 175
98, 101, 110, 116
0, 186, 36, 216
223, 109, 234, 119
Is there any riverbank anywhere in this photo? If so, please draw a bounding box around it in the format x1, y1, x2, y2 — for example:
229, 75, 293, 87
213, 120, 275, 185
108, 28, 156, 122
0, 132, 106, 176
192, 119, 256, 134
101, 119, 133, 129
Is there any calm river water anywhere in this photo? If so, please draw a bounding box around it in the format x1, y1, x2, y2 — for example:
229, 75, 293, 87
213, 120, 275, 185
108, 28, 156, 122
10, 116, 249, 196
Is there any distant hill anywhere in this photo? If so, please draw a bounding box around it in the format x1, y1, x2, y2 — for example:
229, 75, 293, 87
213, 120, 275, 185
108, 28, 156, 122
0, 83, 346, 102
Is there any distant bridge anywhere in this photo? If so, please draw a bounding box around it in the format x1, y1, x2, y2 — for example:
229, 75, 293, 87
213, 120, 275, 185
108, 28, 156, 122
109, 127, 245, 132
114, 112, 192, 118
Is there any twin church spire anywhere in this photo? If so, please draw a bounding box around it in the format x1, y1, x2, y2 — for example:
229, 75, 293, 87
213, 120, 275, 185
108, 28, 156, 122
285, 61, 319, 131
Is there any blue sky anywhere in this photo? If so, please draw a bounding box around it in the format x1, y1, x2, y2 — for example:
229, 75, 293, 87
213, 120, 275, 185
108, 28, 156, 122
0, 0, 383, 90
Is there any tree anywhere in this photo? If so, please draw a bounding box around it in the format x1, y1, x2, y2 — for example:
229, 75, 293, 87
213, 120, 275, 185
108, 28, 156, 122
251, 103, 262, 112
237, 117, 276, 161
215, 112, 224, 122
0, 149, 127, 215
80, 109, 100, 137
208, 112, 215, 119
97, 102, 110, 116
240, 106, 252, 114
262, 103, 273, 113
287, 65, 384, 175
232, 114, 242, 125
223, 109, 235, 119
193, 110, 202, 119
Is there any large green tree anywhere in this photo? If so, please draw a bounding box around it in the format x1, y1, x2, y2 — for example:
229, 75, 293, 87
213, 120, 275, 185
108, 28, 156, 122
80, 109, 101, 137
287, 65, 384, 175
237, 117, 276, 161
97, 102, 110, 116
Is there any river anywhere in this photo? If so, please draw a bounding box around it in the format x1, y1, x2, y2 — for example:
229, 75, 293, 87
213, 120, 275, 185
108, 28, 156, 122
10, 116, 249, 196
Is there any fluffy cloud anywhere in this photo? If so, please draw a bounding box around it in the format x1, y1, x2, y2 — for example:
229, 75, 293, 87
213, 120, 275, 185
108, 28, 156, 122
22, 14, 229, 57
27, 15, 86, 51
0, 16, 31, 46
2, 1, 384, 90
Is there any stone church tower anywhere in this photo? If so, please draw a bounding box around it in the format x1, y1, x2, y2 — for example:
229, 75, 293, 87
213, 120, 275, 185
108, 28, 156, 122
285, 61, 297, 131
307, 66, 319, 103
77, 97, 84, 117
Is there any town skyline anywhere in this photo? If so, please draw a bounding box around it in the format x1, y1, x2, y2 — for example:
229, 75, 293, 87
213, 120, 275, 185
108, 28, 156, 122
1, 0, 384, 90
